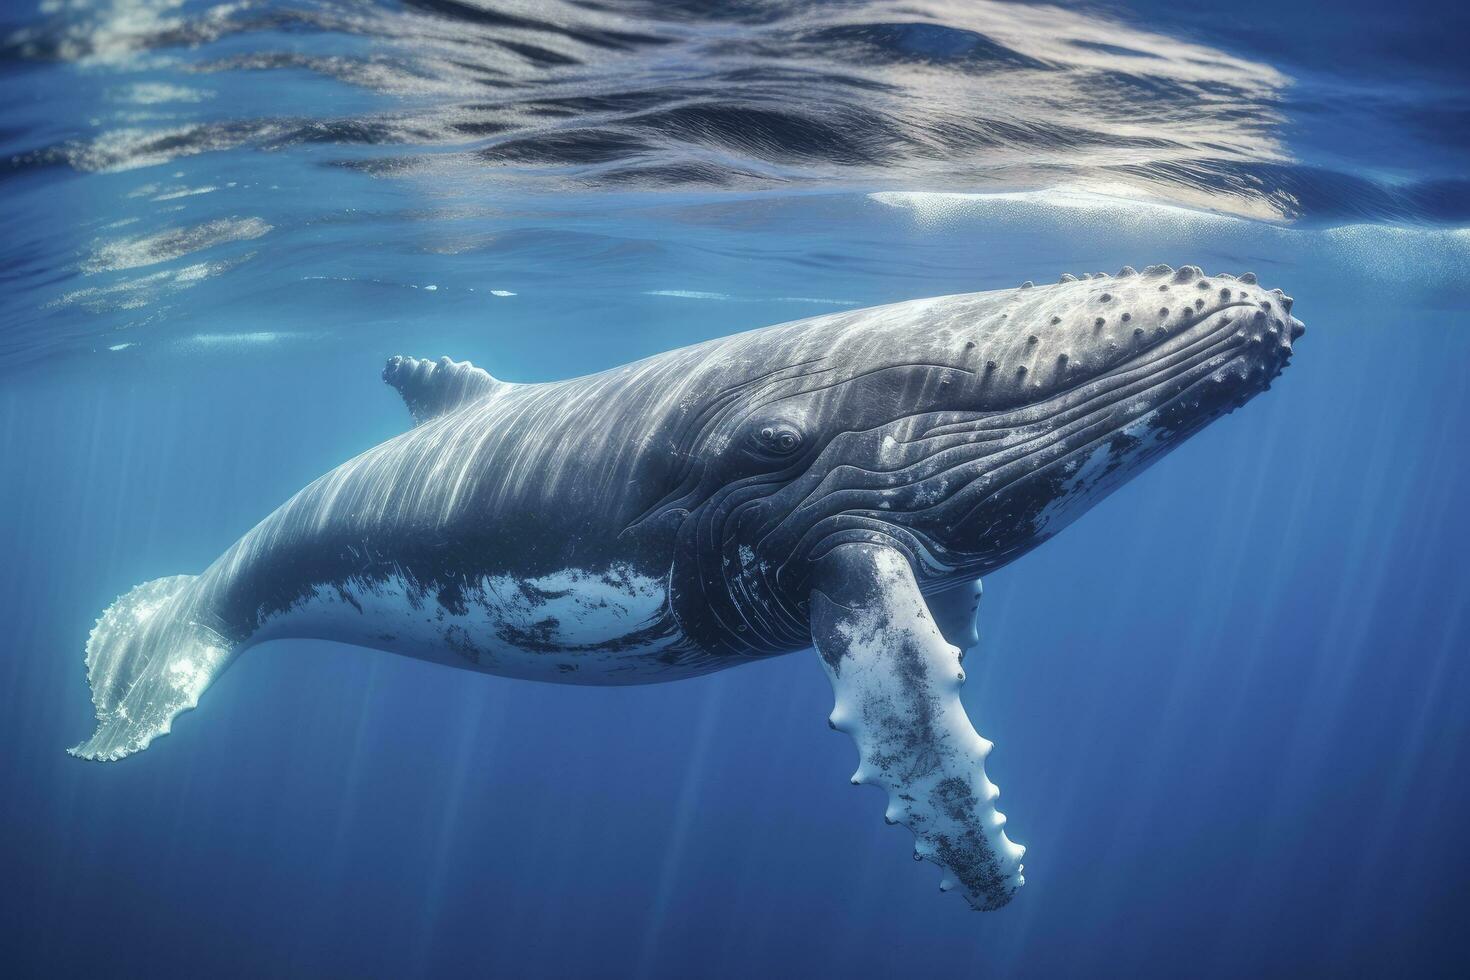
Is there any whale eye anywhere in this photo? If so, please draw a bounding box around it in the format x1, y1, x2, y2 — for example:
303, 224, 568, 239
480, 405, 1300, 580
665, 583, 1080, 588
752, 421, 804, 456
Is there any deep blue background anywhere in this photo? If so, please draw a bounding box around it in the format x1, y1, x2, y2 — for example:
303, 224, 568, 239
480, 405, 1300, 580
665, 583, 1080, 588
2, 0, 1469, 977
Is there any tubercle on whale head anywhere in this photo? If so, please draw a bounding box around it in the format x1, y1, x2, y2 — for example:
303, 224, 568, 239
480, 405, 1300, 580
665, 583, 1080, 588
981, 263, 1302, 410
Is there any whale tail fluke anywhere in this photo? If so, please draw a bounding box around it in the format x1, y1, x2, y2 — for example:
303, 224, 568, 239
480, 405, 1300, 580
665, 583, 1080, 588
70, 575, 235, 762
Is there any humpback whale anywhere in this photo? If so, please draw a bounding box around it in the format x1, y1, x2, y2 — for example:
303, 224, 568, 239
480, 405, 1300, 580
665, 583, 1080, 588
71, 263, 1302, 910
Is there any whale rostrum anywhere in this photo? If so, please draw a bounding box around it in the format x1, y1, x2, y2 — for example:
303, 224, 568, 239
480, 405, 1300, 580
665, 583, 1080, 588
71, 264, 1303, 911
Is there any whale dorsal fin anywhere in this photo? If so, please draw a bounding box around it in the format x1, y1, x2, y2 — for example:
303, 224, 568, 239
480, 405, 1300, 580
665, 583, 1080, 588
383, 355, 503, 425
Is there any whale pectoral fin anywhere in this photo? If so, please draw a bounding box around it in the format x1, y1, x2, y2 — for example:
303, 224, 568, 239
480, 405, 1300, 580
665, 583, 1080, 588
383, 355, 503, 425
924, 577, 983, 656
809, 544, 1024, 910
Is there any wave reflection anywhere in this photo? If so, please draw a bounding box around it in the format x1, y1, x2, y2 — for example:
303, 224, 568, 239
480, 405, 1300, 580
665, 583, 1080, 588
2, 0, 1465, 370
3, 0, 1311, 217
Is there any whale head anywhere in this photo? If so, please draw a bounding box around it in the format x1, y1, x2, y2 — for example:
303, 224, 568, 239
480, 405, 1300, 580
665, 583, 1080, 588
886, 263, 1305, 571
654, 263, 1301, 654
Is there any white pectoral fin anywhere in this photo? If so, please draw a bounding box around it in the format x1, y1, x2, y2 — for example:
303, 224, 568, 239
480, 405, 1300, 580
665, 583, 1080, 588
810, 544, 1024, 910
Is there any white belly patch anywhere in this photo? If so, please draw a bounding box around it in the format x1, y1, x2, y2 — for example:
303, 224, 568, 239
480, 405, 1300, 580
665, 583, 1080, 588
252, 563, 682, 681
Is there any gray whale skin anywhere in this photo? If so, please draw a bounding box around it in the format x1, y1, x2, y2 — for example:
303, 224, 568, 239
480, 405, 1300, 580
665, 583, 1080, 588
72, 263, 1302, 910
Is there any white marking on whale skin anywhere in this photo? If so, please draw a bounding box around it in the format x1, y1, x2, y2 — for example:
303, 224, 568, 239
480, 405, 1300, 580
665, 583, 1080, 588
250, 564, 677, 680
485, 566, 668, 645
910, 478, 950, 508
907, 536, 959, 578
1033, 409, 1167, 535
165, 638, 229, 707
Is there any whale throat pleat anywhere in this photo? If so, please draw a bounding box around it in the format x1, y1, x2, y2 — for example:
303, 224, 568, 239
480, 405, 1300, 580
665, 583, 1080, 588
383, 355, 504, 425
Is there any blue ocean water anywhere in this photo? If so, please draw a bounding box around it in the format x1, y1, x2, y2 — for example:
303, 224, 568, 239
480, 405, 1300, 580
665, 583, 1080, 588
2, 0, 1468, 976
